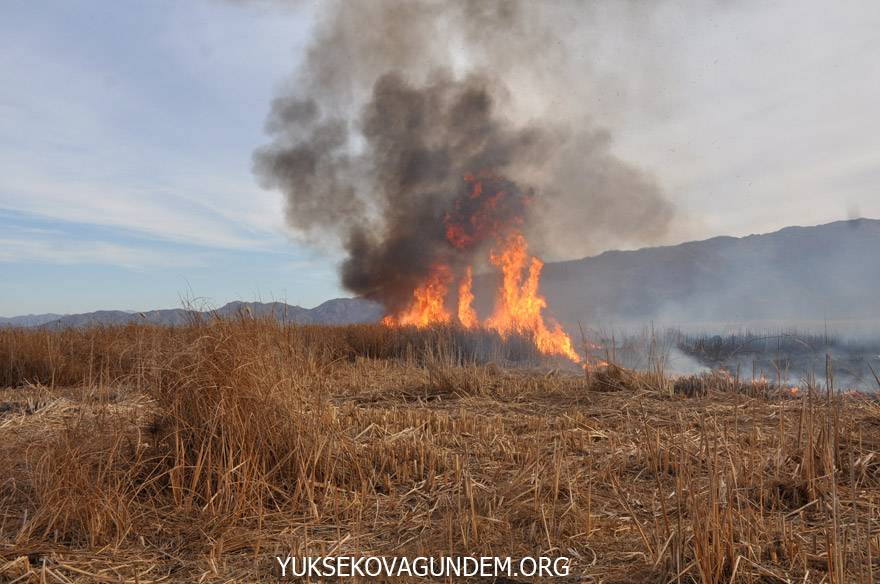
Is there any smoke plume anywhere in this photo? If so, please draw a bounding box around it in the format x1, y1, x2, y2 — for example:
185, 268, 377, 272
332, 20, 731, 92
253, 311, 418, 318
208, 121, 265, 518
254, 0, 676, 312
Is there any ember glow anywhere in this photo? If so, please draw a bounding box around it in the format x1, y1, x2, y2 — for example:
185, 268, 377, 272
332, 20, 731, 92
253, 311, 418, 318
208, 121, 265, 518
580, 359, 611, 373
443, 172, 530, 252
384, 174, 580, 363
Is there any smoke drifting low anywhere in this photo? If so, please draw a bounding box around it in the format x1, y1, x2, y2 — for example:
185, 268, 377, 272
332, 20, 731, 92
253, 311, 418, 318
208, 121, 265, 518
254, 0, 676, 311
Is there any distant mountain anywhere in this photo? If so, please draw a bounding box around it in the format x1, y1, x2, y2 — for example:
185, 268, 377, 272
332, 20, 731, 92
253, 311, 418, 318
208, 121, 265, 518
0, 313, 65, 327
530, 218, 880, 325
1, 299, 384, 329
4, 219, 878, 329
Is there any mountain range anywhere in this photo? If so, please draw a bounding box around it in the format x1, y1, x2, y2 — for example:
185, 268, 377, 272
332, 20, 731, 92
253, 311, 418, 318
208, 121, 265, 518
534, 217, 880, 325
3, 218, 878, 328
0, 299, 384, 329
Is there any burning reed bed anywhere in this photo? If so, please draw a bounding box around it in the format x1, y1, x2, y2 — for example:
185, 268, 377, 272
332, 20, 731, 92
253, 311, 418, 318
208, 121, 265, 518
0, 319, 878, 582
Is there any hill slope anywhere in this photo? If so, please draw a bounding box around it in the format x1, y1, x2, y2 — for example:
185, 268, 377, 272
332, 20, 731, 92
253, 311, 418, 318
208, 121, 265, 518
3, 219, 878, 328
0, 314, 65, 327
534, 218, 880, 324
1, 299, 384, 329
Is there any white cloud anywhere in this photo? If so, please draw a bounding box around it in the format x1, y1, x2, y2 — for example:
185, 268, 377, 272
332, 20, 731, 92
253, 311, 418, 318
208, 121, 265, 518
0, 236, 209, 269
610, 0, 880, 241
1, 0, 878, 264
0, 174, 283, 250
0, 1, 303, 253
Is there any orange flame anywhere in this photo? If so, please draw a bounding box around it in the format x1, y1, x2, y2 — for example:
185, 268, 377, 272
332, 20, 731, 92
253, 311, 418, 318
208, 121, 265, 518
384, 172, 579, 362
484, 232, 580, 362
457, 266, 478, 328
444, 172, 526, 251
582, 360, 610, 371
384, 233, 580, 362
383, 265, 453, 327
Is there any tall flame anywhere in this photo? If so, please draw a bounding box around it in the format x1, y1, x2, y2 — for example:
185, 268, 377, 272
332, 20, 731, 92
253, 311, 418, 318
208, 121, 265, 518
457, 266, 478, 329
383, 173, 579, 363
484, 232, 580, 362
384, 232, 580, 363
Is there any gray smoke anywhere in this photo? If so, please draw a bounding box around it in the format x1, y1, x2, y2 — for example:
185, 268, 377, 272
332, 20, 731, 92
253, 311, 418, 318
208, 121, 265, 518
254, 0, 676, 312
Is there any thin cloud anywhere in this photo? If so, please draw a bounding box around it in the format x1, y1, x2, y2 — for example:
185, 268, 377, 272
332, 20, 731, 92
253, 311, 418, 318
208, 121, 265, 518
0, 235, 210, 269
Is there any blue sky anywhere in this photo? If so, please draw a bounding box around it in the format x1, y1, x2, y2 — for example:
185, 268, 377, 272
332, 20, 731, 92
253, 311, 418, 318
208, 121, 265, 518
1, 1, 342, 315
2, 1, 879, 316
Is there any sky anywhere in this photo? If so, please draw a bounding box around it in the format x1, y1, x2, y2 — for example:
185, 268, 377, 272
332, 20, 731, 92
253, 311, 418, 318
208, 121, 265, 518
1, 0, 879, 316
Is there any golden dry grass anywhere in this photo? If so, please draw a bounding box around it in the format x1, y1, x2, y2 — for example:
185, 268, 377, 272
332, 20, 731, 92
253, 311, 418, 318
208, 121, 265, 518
0, 319, 878, 583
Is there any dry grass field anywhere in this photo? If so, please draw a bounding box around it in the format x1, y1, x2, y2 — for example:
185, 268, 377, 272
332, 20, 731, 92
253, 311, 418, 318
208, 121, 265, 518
0, 318, 878, 583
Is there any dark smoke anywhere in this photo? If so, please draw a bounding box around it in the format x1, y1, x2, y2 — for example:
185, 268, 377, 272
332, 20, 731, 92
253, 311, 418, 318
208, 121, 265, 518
254, 0, 676, 312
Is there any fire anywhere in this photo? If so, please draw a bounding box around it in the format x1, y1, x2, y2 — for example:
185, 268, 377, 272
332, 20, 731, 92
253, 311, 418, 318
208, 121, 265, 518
444, 172, 528, 251
385, 230, 580, 363
383, 265, 453, 327
484, 233, 580, 362
457, 266, 478, 329
583, 360, 610, 371
383, 173, 580, 363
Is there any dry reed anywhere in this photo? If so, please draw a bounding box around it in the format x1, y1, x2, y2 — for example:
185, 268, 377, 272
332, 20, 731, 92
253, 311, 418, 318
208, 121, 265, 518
0, 319, 878, 582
